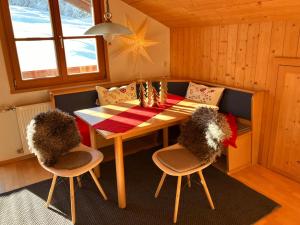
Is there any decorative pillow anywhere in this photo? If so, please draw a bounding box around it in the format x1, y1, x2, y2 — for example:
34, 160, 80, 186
96, 82, 137, 105
186, 82, 224, 105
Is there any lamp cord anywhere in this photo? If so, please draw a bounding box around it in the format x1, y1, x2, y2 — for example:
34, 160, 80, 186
104, 0, 112, 21
106, 0, 110, 13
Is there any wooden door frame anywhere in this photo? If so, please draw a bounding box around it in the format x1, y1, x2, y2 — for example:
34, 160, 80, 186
267, 57, 300, 169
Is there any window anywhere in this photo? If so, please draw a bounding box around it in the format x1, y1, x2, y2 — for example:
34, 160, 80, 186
0, 0, 108, 91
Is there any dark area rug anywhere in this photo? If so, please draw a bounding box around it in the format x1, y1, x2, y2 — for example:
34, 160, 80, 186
0, 148, 279, 225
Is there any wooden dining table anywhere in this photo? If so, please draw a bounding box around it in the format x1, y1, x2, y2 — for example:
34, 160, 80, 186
74, 97, 217, 209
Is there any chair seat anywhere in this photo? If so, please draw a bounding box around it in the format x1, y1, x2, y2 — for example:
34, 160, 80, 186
39, 144, 104, 177
54, 151, 92, 170
153, 144, 210, 176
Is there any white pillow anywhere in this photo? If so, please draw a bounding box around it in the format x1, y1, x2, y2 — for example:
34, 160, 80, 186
186, 82, 224, 105
96, 82, 137, 105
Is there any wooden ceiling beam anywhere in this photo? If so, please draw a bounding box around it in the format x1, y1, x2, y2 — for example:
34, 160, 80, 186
122, 0, 300, 27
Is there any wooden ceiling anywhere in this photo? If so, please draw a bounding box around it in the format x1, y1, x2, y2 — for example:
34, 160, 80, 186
122, 0, 300, 27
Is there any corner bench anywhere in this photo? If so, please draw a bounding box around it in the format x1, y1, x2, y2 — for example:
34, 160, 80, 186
49, 79, 265, 174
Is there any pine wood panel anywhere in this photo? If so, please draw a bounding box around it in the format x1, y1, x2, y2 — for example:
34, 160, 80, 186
259, 21, 285, 165
244, 23, 259, 89
269, 65, 300, 182
170, 21, 300, 167
283, 22, 300, 57
122, 0, 300, 27
235, 24, 249, 87
225, 24, 238, 86
216, 25, 228, 84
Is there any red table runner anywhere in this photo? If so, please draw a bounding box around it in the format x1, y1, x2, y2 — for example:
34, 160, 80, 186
92, 94, 184, 133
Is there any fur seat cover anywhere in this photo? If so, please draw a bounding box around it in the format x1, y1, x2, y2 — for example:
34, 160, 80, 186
27, 110, 81, 167
178, 107, 233, 165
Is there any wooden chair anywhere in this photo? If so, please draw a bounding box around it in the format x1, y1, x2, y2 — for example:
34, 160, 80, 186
40, 144, 107, 224
152, 143, 215, 223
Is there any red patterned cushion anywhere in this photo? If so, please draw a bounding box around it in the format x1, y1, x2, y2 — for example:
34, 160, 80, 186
75, 117, 91, 146
223, 114, 237, 148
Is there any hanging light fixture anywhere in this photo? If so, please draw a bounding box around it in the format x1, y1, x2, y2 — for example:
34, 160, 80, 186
84, 0, 132, 42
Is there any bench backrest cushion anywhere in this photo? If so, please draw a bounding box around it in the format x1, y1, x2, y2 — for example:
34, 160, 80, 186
167, 82, 252, 120
219, 89, 252, 120
54, 90, 98, 116
167, 82, 189, 97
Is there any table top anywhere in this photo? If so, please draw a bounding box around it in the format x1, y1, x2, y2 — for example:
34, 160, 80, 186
74, 98, 218, 139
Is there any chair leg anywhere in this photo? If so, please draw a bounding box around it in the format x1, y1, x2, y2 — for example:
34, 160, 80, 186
198, 171, 215, 210
155, 172, 167, 198
69, 177, 76, 224
76, 176, 82, 188
173, 176, 182, 223
89, 170, 108, 200
187, 175, 191, 188
93, 165, 101, 178
46, 175, 57, 207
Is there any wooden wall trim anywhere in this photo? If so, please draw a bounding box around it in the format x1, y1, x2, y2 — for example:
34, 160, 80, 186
49, 78, 263, 97
251, 91, 265, 164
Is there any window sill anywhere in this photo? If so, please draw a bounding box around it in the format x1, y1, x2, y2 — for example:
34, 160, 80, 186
10, 78, 111, 94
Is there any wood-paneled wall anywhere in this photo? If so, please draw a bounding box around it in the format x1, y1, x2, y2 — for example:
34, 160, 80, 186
170, 21, 300, 166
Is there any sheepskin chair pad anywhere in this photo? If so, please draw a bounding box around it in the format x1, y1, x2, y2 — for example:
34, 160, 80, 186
27, 110, 82, 167
178, 107, 233, 165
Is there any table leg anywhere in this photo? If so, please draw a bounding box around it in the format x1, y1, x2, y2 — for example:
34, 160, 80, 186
114, 136, 126, 208
89, 126, 100, 177
163, 127, 169, 148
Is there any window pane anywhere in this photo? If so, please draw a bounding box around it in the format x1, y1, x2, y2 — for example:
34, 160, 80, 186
59, 0, 94, 37
9, 0, 53, 38
16, 41, 59, 80
64, 38, 98, 75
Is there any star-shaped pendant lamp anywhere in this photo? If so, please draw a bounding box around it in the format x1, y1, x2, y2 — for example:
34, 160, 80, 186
113, 17, 159, 64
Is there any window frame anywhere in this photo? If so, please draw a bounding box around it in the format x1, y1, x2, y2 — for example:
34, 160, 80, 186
0, 0, 109, 93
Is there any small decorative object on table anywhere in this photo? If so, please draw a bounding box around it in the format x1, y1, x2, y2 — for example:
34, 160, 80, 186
159, 79, 168, 104
146, 80, 154, 107
139, 82, 147, 107
152, 88, 160, 107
